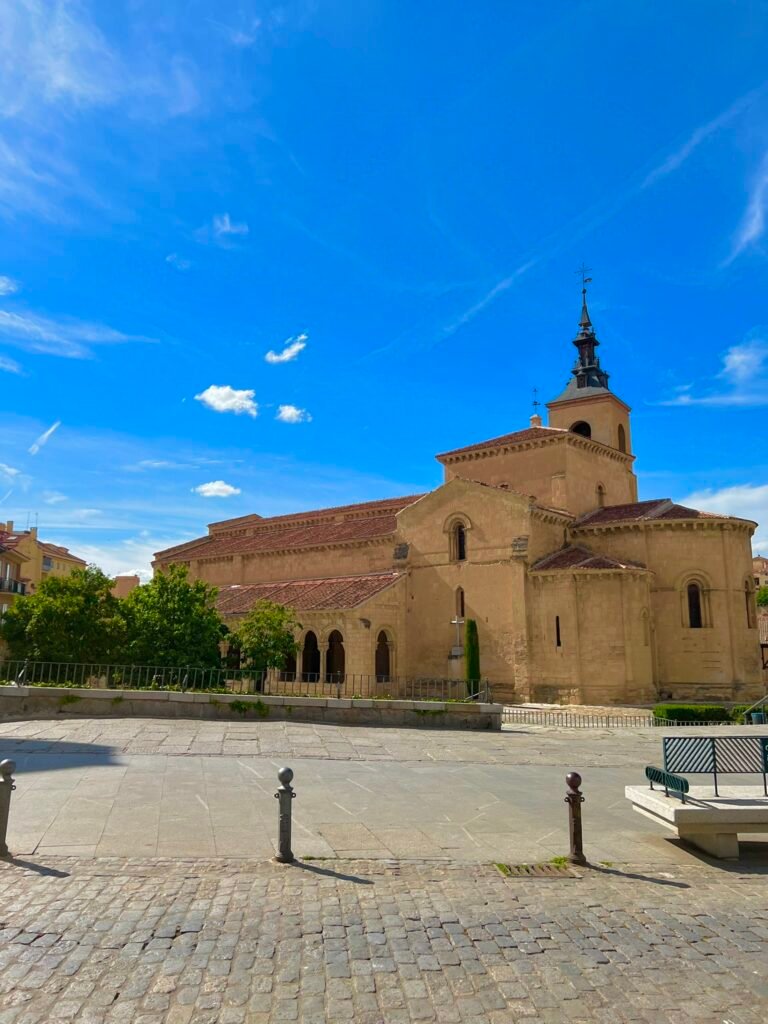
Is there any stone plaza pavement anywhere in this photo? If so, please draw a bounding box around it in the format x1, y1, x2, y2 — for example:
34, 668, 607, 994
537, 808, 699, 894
0, 854, 767, 1024
1, 717, 767, 1022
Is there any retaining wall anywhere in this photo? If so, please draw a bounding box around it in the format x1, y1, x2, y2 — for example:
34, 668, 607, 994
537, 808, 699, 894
0, 686, 502, 730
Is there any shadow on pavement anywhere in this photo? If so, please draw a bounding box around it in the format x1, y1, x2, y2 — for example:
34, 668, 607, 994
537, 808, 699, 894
2, 857, 70, 878
585, 864, 690, 888
293, 860, 374, 885
0, 738, 119, 771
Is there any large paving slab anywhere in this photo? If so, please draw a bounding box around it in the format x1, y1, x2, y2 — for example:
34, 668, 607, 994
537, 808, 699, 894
2, 718, 767, 864
0, 855, 766, 1024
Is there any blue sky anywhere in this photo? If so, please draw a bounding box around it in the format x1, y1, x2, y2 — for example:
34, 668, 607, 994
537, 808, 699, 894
1, 0, 768, 577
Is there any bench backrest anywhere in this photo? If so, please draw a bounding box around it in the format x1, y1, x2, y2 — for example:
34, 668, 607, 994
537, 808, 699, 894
663, 736, 768, 775
645, 765, 689, 801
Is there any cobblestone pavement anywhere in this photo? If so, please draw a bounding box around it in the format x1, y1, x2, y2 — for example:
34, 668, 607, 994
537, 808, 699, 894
0, 855, 767, 1024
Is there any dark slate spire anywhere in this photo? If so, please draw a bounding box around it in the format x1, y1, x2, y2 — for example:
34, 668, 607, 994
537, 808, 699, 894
548, 281, 611, 403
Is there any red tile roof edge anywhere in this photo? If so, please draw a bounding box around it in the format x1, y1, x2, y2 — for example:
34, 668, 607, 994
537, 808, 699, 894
215, 571, 403, 614
207, 493, 426, 531
575, 499, 756, 528
436, 426, 565, 459
531, 544, 647, 572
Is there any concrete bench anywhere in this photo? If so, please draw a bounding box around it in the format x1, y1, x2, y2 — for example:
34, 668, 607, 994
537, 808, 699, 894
625, 783, 768, 859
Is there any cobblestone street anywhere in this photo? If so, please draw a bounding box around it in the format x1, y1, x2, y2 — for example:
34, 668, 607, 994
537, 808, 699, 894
1, 856, 767, 1024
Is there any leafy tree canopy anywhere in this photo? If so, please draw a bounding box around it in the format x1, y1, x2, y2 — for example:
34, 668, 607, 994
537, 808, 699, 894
120, 563, 224, 668
1, 565, 125, 663
757, 585, 768, 608
465, 617, 481, 697
232, 599, 301, 671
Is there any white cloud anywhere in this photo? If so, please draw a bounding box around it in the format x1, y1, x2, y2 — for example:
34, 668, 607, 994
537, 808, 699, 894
0, 275, 19, 295
192, 480, 241, 498
681, 483, 767, 552
276, 404, 312, 423
727, 151, 768, 262
0, 355, 22, 374
0, 309, 145, 358
213, 213, 249, 237
75, 535, 182, 582
660, 334, 768, 407
165, 252, 191, 271
265, 332, 308, 364
28, 419, 61, 454
0, 463, 20, 480
194, 385, 258, 418
43, 490, 67, 505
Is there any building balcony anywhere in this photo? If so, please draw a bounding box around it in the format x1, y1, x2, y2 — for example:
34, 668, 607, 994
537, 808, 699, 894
0, 578, 25, 595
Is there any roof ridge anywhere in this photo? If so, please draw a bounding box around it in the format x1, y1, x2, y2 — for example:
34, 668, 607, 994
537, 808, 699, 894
208, 493, 424, 531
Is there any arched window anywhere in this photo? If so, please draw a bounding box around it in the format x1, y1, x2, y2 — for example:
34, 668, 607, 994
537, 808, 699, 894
555, 615, 562, 648
596, 483, 605, 508
687, 583, 703, 629
570, 421, 591, 439
326, 629, 345, 682
455, 587, 465, 619
375, 630, 391, 682
452, 522, 467, 561
618, 424, 627, 453
745, 579, 757, 629
301, 631, 320, 681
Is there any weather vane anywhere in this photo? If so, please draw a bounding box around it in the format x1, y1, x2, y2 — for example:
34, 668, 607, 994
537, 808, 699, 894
532, 387, 540, 411
575, 262, 593, 291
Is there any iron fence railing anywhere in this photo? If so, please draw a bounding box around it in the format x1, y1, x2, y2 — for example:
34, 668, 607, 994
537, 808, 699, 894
502, 707, 655, 728
0, 660, 489, 702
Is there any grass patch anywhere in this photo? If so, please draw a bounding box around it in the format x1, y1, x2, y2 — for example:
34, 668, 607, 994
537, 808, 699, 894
494, 863, 512, 877
59, 694, 81, 706
549, 855, 569, 867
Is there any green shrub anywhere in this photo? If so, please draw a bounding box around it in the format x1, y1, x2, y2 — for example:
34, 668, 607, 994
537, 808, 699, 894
653, 703, 731, 723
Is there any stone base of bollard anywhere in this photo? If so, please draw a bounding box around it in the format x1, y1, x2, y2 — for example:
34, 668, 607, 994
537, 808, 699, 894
0, 759, 16, 859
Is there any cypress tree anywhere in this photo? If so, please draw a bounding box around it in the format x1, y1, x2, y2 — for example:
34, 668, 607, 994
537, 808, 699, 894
465, 618, 480, 697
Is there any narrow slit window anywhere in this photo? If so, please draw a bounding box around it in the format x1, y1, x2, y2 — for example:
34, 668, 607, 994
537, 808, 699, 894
555, 615, 562, 647
453, 523, 467, 561
687, 583, 703, 629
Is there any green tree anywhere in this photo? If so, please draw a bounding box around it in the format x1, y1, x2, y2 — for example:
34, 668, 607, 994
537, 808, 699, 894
232, 599, 301, 671
1, 565, 125, 663
757, 586, 768, 608
120, 564, 224, 667
465, 618, 481, 697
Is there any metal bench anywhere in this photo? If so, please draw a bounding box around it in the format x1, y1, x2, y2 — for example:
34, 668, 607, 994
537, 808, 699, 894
645, 766, 689, 802
663, 736, 768, 796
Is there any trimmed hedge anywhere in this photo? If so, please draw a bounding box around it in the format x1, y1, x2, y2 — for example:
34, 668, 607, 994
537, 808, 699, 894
653, 703, 732, 723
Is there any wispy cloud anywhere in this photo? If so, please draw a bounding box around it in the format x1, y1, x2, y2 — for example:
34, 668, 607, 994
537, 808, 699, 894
29, 419, 61, 454
726, 151, 768, 263
265, 332, 308, 364
214, 213, 249, 237
0, 276, 19, 295
276, 404, 312, 424
194, 385, 258, 417
43, 490, 68, 505
165, 252, 192, 271
660, 332, 768, 407
0, 355, 23, 374
681, 483, 766, 549
0, 463, 21, 480
192, 480, 241, 498
0, 309, 146, 358
642, 84, 768, 189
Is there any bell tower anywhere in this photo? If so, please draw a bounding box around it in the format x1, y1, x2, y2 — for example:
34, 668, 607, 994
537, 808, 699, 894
547, 279, 632, 455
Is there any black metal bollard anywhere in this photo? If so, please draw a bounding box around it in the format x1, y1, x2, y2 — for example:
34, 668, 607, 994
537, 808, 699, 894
274, 767, 296, 863
565, 771, 586, 866
0, 759, 16, 858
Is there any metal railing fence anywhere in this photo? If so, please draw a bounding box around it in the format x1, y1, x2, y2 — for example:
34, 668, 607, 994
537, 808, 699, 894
0, 659, 489, 702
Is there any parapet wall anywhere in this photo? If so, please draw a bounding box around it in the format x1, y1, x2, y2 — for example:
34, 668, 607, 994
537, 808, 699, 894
0, 686, 502, 730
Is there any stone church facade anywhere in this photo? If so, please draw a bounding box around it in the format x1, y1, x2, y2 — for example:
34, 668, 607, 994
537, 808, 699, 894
155, 294, 762, 705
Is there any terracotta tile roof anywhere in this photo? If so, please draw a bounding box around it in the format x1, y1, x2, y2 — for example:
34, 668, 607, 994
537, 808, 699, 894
574, 498, 746, 528
436, 426, 565, 460
208, 493, 423, 531
156, 494, 425, 562
40, 542, 86, 563
531, 545, 646, 572
216, 572, 403, 615
0, 533, 28, 560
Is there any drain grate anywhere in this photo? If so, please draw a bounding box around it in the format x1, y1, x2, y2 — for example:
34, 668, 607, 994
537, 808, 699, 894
496, 862, 578, 878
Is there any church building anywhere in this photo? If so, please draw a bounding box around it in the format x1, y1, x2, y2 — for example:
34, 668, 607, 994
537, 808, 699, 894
154, 292, 762, 705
